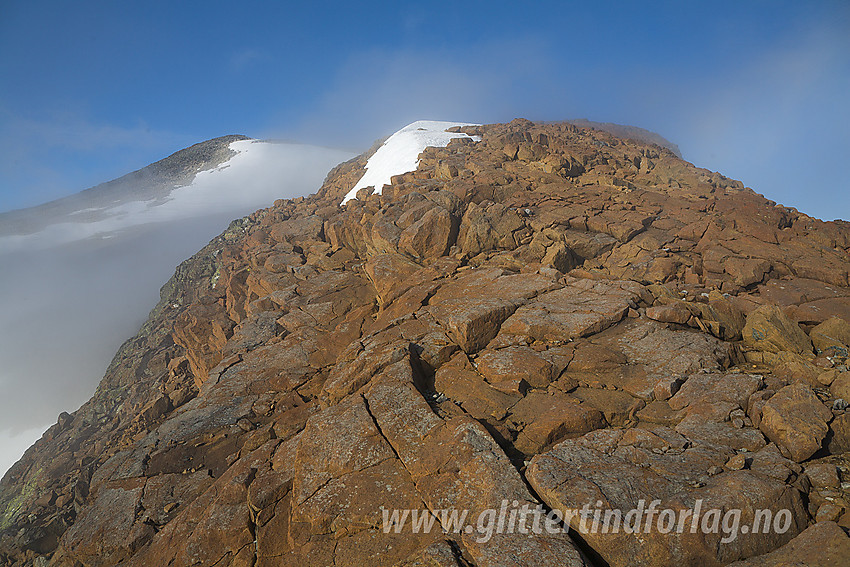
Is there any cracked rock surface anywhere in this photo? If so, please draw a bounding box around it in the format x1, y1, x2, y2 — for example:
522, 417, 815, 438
2, 120, 850, 566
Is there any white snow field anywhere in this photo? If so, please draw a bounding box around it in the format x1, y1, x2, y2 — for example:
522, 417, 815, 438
341, 120, 480, 205
0, 140, 354, 478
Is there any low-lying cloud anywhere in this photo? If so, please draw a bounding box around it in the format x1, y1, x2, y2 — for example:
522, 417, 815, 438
0, 141, 354, 477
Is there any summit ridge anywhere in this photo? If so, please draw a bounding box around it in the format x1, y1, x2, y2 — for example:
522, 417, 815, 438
1, 119, 849, 566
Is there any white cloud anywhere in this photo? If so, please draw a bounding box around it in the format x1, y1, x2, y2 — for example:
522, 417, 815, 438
270, 38, 555, 148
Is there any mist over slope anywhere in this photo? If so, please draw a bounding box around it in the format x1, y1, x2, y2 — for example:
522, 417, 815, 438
0, 138, 354, 477
0, 135, 250, 236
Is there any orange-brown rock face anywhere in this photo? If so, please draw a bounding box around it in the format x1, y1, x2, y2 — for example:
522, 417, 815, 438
2, 119, 850, 566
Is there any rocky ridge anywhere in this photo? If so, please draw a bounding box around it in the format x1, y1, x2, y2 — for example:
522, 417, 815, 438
1, 119, 850, 566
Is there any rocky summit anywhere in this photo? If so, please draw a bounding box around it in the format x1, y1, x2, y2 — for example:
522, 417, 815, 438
2, 119, 850, 566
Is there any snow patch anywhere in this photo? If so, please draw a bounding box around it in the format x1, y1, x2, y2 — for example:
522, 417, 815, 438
341, 120, 480, 205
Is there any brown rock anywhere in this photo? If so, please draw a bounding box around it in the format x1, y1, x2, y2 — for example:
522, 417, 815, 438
362, 356, 586, 566
457, 201, 524, 256
788, 297, 850, 325
653, 375, 683, 400
499, 278, 645, 342
398, 205, 454, 259
818, 369, 840, 386
747, 389, 774, 428
829, 370, 850, 401
816, 503, 843, 523
827, 412, 850, 453
726, 521, 850, 566
772, 352, 823, 387
141, 471, 210, 526
434, 352, 520, 421
669, 372, 761, 412
615, 322, 734, 399
527, 428, 807, 567
322, 338, 410, 404
724, 257, 771, 287
725, 453, 748, 471
57, 483, 150, 566
759, 384, 833, 462
636, 399, 684, 425
572, 387, 642, 427
805, 462, 840, 490
810, 316, 850, 355
56, 411, 73, 431
476, 346, 556, 389
704, 291, 747, 340
541, 242, 581, 272
646, 303, 692, 324
743, 305, 814, 356
509, 390, 605, 455
427, 269, 557, 352
364, 252, 422, 306
676, 405, 768, 453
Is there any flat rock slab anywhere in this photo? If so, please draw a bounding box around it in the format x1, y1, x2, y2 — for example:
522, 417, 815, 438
527, 427, 808, 567
498, 278, 646, 342
563, 320, 733, 400
427, 268, 559, 352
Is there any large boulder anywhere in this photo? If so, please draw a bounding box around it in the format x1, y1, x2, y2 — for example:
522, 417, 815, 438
427, 269, 557, 352
743, 305, 814, 356
646, 303, 692, 324
829, 371, 850, 401
508, 390, 604, 455
476, 346, 556, 389
398, 205, 454, 259
724, 257, 771, 287
364, 252, 422, 306
759, 384, 833, 462
809, 316, 850, 356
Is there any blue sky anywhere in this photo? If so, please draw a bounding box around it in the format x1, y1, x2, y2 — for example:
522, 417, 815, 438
1, 0, 848, 219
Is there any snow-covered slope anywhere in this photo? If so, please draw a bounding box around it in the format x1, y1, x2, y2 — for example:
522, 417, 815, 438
0, 139, 354, 477
341, 120, 480, 204
1, 139, 354, 253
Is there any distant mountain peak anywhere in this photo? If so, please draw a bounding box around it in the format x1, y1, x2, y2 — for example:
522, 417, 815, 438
142, 134, 252, 181
0, 136, 357, 248
0, 135, 253, 237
